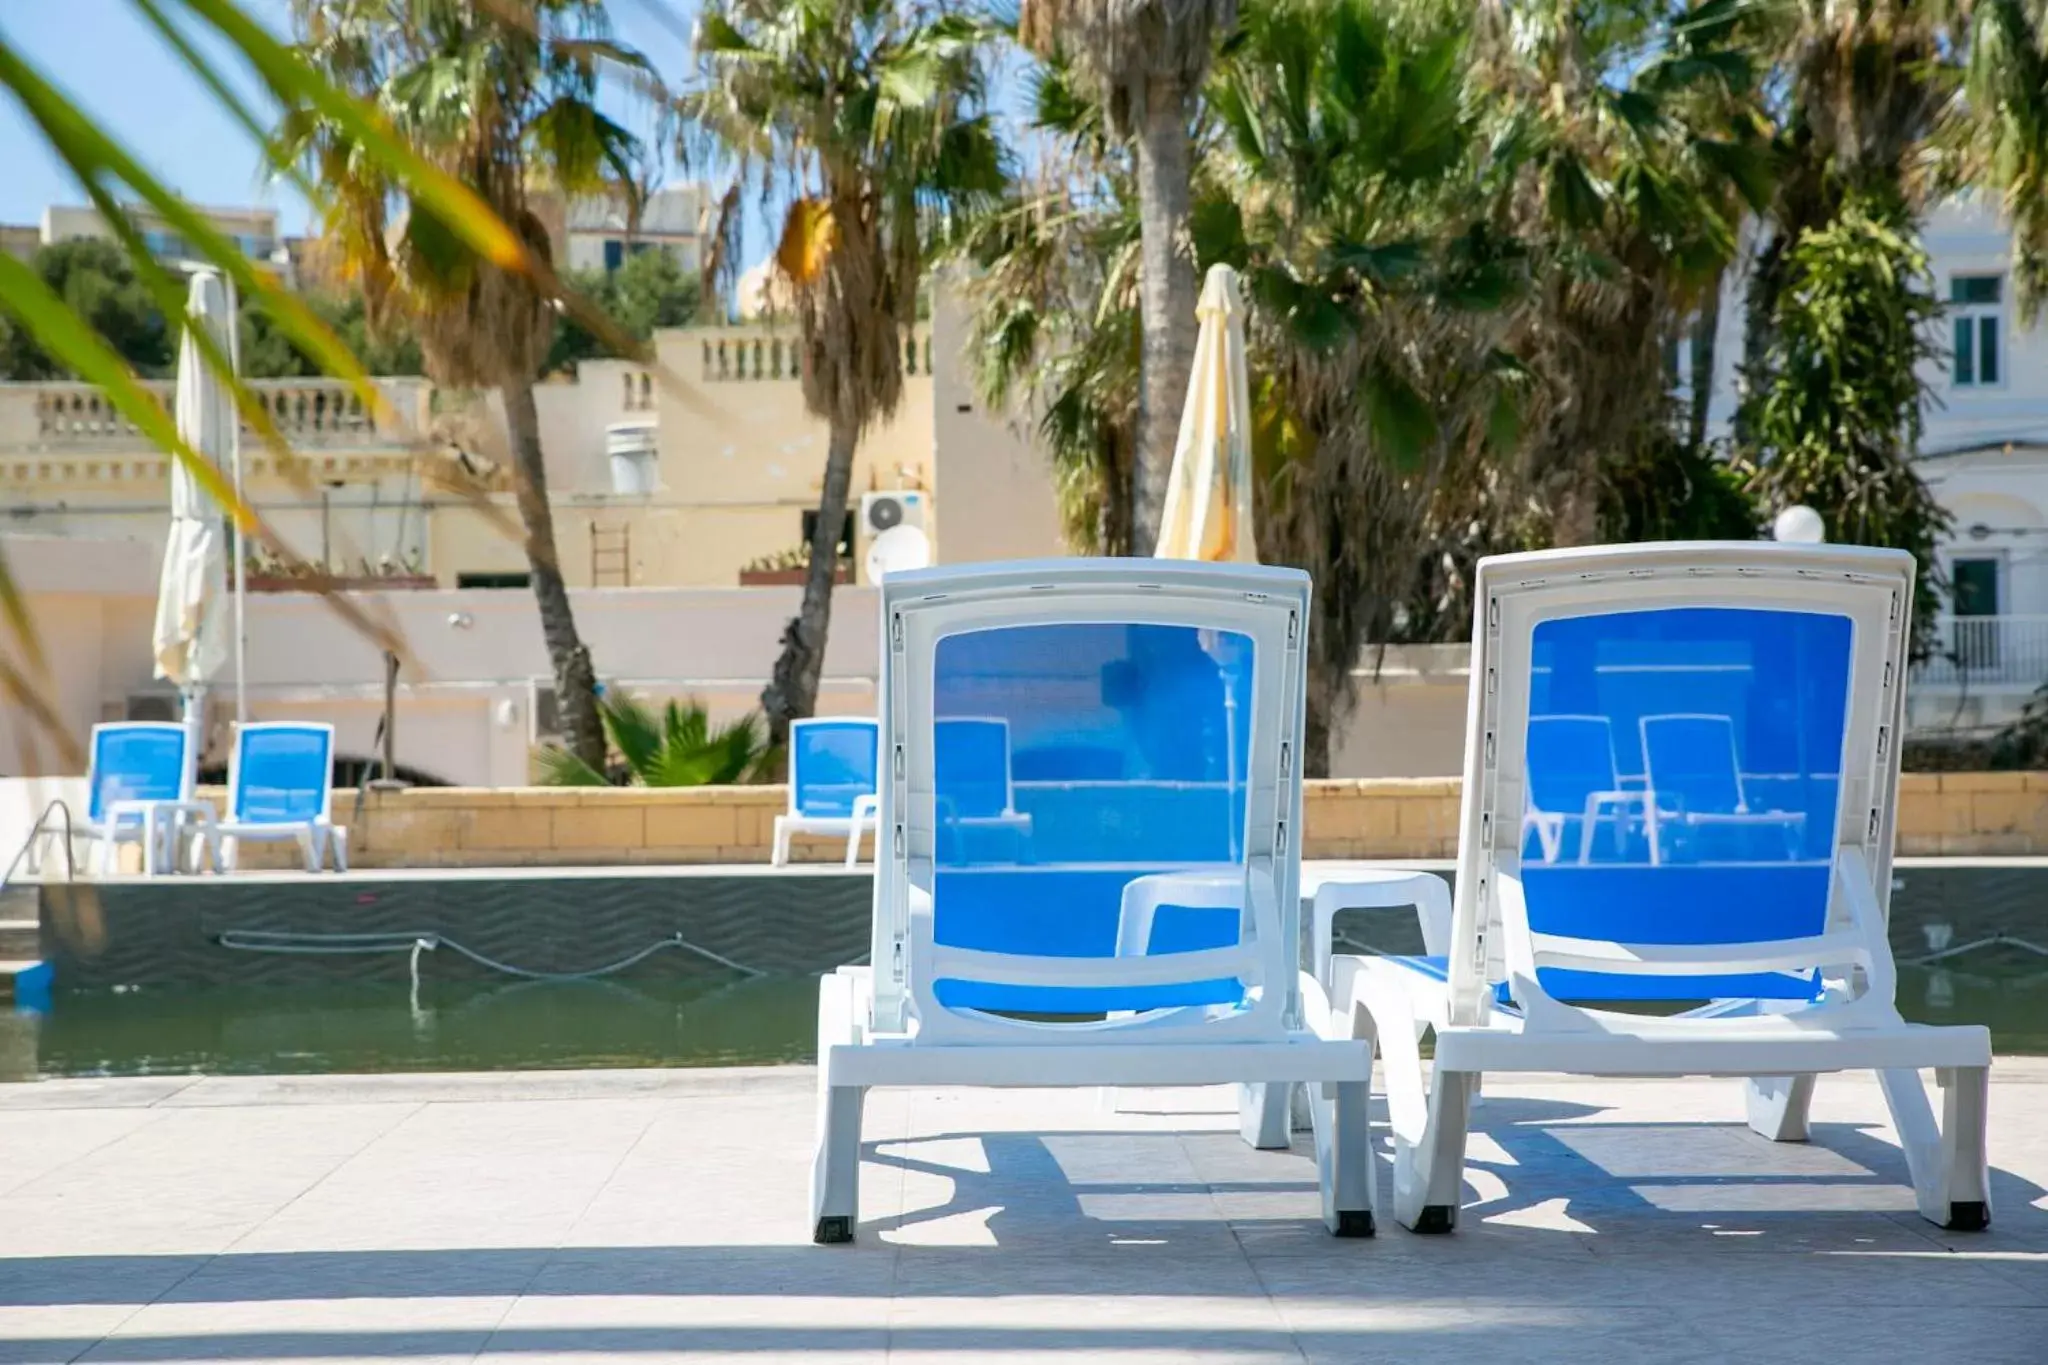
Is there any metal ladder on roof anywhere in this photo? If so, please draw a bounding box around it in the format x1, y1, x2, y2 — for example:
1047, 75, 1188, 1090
590, 521, 631, 587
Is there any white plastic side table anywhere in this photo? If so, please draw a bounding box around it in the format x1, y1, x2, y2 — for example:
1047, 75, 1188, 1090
1302, 864, 1453, 988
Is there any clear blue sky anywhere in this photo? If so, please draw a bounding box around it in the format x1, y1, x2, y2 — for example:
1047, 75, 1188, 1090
0, 0, 703, 239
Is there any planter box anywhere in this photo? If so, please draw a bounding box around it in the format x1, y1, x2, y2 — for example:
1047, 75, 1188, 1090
739, 565, 852, 587
248, 574, 439, 593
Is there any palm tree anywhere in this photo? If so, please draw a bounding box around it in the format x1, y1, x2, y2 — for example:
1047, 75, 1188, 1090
284, 0, 639, 772
686, 0, 1005, 756
1211, 0, 1526, 771
1018, 0, 1237, 555
0, 0, 596, 773
958, 54, 1142, 553
538, 694, 771, 786
1471, 0, 1774, 547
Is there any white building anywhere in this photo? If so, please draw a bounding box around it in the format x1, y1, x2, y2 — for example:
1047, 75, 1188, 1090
563, 185, 707, 276
1698, 197, 2048, 732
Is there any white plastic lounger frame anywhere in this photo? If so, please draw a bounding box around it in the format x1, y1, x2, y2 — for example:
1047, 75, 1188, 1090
1330, 542, 1992, 1234
811, 558, 1375, 1245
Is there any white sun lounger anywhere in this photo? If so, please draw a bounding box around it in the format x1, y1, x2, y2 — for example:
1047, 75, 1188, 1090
1328, 542, 1992, 1233
810, 558, 1375, 1244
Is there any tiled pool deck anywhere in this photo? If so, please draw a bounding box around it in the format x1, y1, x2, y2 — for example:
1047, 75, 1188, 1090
1, 1063, 2045, 1363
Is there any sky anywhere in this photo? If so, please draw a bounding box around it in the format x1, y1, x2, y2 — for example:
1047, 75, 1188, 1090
0, 0, 706, 240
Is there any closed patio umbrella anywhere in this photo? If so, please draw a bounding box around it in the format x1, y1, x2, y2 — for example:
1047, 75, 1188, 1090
1155, 264, 1257, 565
152, 272, 235, 726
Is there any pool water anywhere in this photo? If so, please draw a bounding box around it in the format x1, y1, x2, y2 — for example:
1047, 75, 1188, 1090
2, 962, 2043, 1080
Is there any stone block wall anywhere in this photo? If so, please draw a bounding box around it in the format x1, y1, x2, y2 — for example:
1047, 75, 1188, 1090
186, 770, 2048, 870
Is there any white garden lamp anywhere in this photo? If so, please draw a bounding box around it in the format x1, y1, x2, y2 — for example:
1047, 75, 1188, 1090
1773, 504, 1826, 544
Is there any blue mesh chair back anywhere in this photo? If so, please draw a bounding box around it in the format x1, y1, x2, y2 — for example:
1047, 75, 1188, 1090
1641, 713, 1747, 814
789, 718, 879, 818
927, 620, 1256, 1016
1520, 604, 1850, 1003
231, 725, 334, 825
1525, 716, 1618, 817
87, 723, 189, 824
934, 718, 1014, 820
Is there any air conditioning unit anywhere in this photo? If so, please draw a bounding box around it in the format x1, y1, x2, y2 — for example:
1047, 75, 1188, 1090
125, 693, 180, 724
858, 490, 929, 584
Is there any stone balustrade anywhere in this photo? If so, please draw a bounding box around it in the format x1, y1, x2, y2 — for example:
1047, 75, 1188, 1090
0, 377, 434, 455
696, 327, 934, 383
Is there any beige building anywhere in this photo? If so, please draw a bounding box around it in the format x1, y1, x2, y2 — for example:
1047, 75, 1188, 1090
32, 203, 291, 280
562, 185, 708, 276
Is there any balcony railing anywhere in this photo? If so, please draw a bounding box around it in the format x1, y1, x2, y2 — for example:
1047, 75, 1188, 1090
695, 326, 933, 383
0, 377, 433, 454
1912, 615, 2048, 688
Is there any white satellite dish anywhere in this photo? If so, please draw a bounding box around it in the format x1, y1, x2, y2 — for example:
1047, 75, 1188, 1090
865, 524, 932, 582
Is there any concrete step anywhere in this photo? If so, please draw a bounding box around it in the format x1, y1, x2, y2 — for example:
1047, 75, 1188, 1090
0, 959, 47, 1005
0, 918, 36, 961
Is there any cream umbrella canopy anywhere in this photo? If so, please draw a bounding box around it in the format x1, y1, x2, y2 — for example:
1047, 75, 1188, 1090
1155, 264, 1257, 564
152, 272, 235, 721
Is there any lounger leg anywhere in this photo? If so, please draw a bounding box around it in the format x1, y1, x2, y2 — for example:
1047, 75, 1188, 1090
1311, 1079, 1376, 1236
810, 970, 865, 1243
219, 835, 239, 873
1880, 1066, 1991, 1231
1237, 1082, 1293, 1150
1363, 971, 1470, 1232
329, 829, 349, 873
297, 829, 318, 873
771, 818, 791, 868
812, 1080, 867, 1244
1744, 1075, 1816, 1142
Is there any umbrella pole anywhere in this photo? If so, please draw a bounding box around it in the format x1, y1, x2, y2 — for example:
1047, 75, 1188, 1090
226, 272, 247, 728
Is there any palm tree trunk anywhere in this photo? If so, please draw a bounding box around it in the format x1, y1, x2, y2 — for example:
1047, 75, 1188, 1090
762, 417, 857, 758
504, 373, 605, 771
1132, 77, 1198, 557
1304, 655, 1341, 779
1687, 281, 1721, 455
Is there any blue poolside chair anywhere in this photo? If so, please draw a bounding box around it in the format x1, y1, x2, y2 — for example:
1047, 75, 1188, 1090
76, 721, 193, 875
933, 716, 1033, 859
1640, 712, 1805, 863
1326, 542, 1992, 1233
810, 559, 1374, 1244
773, 717, 881, 866
204, 722, 346, 872
1522, 714, 1644, 864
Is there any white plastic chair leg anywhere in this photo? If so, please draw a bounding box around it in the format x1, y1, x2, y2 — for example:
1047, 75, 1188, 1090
1238, 1082, 1293, 1150
771, 818, 791, 867
297, 829, 319, 873
812, 1082, 866, 1244
1879, 1065, 1992, 1230
810, 970, 865, 1244
328, 828, 349, 873
1744, 1075, 1817, 1142
1309, 1077, 1377, 1236
1360, 966, 1470, 1232
219, 835, 239, 873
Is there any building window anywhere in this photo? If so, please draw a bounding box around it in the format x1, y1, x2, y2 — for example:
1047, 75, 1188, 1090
801, 509, 856, 562
1950, 274, 2003, 387
603, 238, 624, 272
1949, 555, 2003, 670
456, 572, 530, 590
